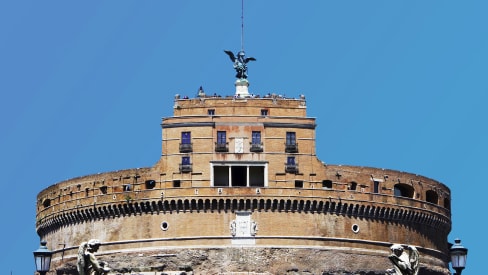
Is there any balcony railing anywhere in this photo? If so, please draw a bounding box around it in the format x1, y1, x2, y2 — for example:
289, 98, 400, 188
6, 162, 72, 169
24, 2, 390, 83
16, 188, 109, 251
179, 164, 193, 173
250, 142, 263, 152
285, 163, 299, 174
285, 143, 298, 153
215, 142, 229, 152
179, 143, 193, 153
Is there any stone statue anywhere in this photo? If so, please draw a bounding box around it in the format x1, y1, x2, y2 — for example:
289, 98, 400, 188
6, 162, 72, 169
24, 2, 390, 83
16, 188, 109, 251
224, 50, 256, 79
77, 239, 111, 275
251, 221, 258, 236
387, 244, 419, 275
230, 220, 237, 237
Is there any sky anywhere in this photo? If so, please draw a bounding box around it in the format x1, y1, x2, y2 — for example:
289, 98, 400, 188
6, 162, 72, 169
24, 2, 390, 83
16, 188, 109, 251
0, 1, 485, 274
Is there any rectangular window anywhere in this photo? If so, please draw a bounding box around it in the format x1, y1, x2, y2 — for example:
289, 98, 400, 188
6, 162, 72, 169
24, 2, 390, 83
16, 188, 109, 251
217, 131, 226, 144
252, 131, 261, 144
180, 156, 192, 173
287, 156, 295, 165
295, 180, 303, 188
261, 109, 268, 116
231, 166, 247, 187
249, 166, 265, 187
285, 157, 297, 173
181, 132, 191, 144
214, 166, 230, 187
286, 132, 296, 145
173, 180, 181, 188
373, 181, 380, 193
208, 109, 215, 116
212, 164, 266, 187
182, 156, 190, 165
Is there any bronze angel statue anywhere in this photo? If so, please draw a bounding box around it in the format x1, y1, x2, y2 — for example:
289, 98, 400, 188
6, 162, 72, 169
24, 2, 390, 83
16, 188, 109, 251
77, 239, 111, 275
224, 50, 256, 79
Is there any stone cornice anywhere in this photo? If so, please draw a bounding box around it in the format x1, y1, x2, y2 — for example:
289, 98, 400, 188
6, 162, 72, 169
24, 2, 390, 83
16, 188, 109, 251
36, 196, 451, 237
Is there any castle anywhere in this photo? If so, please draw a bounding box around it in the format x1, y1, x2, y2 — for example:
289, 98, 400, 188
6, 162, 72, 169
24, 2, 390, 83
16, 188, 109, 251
36, 75, 452, 274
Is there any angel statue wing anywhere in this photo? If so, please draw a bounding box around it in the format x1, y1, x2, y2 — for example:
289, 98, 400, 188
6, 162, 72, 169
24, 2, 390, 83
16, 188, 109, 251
407, 245, 420, 275
224, 50, 236, 62
245, 57, 256, 63
77, 242, 88, 275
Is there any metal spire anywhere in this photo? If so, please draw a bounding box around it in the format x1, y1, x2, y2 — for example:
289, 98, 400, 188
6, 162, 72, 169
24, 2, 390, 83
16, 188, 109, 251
241, 0, 244, 51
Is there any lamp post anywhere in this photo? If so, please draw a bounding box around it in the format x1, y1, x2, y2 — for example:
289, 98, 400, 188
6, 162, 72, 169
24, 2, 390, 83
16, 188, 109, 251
33, 240, 53, 275
450, 238, 468, 275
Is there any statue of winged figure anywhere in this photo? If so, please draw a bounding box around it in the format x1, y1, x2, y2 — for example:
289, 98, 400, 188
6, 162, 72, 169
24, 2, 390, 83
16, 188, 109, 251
224, 50, 256, 79
387, 244, 419, 275
77, 239, 111, 275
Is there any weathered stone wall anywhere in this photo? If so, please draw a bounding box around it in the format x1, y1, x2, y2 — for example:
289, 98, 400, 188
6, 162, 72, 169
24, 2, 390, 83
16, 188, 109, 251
52, 247, 450, 275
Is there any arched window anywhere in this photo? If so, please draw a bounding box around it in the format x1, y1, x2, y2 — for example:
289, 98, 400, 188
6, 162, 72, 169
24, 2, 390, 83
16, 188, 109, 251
425, 190, 439, 204
322, 180, 333, 189
444, 197, 451, 210
393, 183, 414, 198
145, 180, 156, 189
349, 181, 357, 191
42, 198, 51, 208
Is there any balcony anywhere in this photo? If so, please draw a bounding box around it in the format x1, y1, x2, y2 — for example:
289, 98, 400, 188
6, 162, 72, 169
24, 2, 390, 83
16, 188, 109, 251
285, 163, 299, 174
179, 143, 193, 153
285, 143, 298, 153
250, 142, 263, 152
215, 142, 229, 152
179, 164, 193, 173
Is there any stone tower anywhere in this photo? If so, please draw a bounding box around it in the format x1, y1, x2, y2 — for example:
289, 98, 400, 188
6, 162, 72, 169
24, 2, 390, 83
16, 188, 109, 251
36, 89, 452, 274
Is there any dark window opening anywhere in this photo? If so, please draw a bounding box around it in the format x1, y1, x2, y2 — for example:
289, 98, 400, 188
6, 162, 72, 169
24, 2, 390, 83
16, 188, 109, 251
261, 109, 268, 116
181, 132, 191, 144
373, 181, 380, 193
182, 156, 190, 165
180, 131, 192, 152
213, 165, 265, 187
285, 132, 298, 153
425, 190, 439, 204
123, 184, 131, 192
231, 166, 247, 187
85, 188, 90, 197
100, 186, 108, 194
249, 166, 265, 187
349, 181, 357, 191
250, 131, 263, 152
42, 198, 51, 208
180, 156, 192, 173
287, 156, 295, 165
145, 180, 156, 189
208, 109, 215, 116
295, 180, 303, 188
214, 166, 230, 187
285, 156, 298, 173
252, 131, 261, 144
217, 131, 226, 144
444, 198, 451, 210
393, 183, 414, 198
286, 132, 296, 145
173, 180, 181, 188
215, 131, 228, 152
322, 180, 333, 189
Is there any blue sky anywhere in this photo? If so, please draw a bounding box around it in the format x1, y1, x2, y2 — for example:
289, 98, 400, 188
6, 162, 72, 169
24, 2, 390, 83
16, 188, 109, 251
0, 1, 485, 274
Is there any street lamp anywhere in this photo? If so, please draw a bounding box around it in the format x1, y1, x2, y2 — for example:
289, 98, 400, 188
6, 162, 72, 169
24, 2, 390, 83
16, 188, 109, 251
450, 238, 468, 275
33, 240, 53, 275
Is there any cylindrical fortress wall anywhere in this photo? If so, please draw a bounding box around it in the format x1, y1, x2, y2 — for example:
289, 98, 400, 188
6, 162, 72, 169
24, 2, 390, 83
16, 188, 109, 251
36, 165, 451, 274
